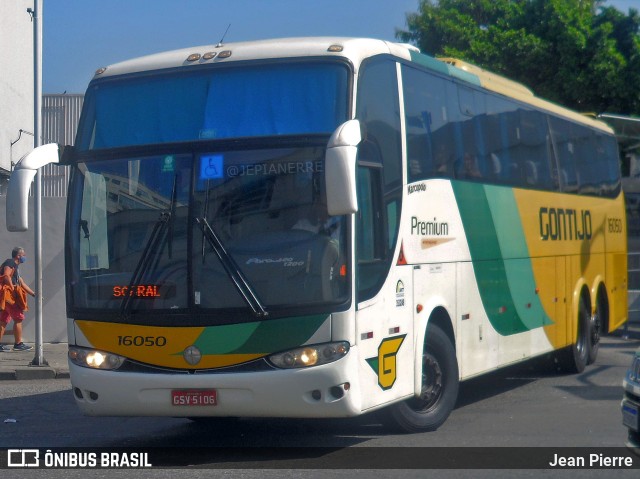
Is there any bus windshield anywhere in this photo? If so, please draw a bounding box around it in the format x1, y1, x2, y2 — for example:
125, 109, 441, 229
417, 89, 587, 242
68, 146, 349, 318
77, 61, 349, 150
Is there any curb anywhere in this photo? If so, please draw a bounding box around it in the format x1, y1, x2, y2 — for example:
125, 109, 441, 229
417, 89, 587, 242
0, 343, 70, 380
0, 367, 70, 381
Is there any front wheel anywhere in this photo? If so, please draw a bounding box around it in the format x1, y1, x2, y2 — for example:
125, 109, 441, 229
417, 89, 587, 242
384, 324, 459, 433
557, 294, 590, 374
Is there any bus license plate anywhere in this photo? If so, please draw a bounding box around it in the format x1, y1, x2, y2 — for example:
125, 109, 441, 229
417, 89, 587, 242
172, 389, 217, 406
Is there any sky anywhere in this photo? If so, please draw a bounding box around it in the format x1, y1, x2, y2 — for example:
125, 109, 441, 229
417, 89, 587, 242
42, 0, 638, 94
43, 0, 418, 93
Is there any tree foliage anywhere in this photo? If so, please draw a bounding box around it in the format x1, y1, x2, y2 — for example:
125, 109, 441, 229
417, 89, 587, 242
397, 0, 640, 115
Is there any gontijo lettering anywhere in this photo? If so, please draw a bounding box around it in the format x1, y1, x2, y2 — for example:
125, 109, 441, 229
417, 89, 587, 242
539, 207, 592, 241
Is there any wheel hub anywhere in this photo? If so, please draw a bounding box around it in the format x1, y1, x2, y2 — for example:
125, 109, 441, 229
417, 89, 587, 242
410, 353, 443, 412
590, 313, 600, 346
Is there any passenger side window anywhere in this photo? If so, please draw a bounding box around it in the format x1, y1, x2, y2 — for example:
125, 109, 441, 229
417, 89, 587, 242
402, 65, 454, 181
356, 167, 377, 263
508, 110, 555, 189
595, 133, 622, 195
358, 59, 402, 189
356, 166, 386, 299
356, 57, 403, 302
400, 62, 620, 198
455, 90, 487, 181
484, 96, 515, 183
549, 117, 581, 193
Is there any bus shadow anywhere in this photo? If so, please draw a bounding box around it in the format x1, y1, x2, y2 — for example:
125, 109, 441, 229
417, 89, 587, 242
454, 355, 552, 408
103, 415, 381, 467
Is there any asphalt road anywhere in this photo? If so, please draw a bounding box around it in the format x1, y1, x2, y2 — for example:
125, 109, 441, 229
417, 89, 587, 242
0, 324, 638, 478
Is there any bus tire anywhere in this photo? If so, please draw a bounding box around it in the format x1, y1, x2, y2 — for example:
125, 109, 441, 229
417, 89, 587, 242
384, 324, 459, 433
587, 291, 606, 365
558, 294, 589, 374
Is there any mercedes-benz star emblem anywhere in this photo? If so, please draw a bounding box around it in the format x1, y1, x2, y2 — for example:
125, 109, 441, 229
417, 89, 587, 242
183, 345, 202, 365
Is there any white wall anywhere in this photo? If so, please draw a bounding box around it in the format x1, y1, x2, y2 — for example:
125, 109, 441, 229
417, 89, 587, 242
0, 0, 35, 174
0, 197, 68, 343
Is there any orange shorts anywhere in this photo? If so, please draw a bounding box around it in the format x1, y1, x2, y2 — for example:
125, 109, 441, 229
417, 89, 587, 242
1, 303, 25, 325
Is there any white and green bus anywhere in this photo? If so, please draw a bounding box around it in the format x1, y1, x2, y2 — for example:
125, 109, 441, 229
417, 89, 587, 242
8, 37, 627, 431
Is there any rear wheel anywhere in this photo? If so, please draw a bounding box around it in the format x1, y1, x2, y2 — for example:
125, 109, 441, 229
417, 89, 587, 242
384, 324, 459, 433
587, 290, 607, 365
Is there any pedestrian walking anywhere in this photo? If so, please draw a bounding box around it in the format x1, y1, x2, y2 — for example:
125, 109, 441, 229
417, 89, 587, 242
0, 247, 36, 351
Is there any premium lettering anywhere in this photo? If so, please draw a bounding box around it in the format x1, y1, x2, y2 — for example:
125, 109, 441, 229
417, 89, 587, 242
411, 216, 449, 236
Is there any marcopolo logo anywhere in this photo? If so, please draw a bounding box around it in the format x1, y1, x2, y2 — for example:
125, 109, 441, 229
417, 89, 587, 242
407, 183, 427, 195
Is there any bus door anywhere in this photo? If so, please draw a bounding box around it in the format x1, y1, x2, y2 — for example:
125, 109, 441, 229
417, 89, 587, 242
355, 269, 415, 411
355, 166, 415, 411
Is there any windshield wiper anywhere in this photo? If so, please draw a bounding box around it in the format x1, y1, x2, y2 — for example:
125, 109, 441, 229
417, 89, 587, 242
201, 180, 211, 263
119, 210, 171, 320
196, 217, 268, 318
167, 173, 178, 259
120, 174, 179, 320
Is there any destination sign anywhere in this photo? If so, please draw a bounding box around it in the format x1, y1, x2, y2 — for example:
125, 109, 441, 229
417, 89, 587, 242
113, 285, 162, 298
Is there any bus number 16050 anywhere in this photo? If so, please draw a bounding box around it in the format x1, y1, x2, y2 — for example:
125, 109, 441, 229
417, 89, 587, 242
117, 335, 167, 347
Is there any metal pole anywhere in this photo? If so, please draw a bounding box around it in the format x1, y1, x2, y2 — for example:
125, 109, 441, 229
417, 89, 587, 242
31, 0, 47, 367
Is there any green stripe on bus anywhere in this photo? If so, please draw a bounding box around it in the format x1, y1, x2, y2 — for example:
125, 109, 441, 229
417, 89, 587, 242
192, 315, 328, 354
484, 186, 553, 331
452, 182, 552, 335
408, 51, 482, 87
409, 51, 450, 75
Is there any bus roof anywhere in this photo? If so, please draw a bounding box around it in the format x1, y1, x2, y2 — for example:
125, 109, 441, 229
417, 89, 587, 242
92, 37, 403, 79
92, 36, 613, 134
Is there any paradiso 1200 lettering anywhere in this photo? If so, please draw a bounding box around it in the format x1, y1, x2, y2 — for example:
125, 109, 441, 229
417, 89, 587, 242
366, 335, 406, 390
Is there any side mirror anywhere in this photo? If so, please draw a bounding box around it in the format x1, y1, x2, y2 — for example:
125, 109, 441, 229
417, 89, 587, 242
325, 120, 361, 216
6, 143, 61, 232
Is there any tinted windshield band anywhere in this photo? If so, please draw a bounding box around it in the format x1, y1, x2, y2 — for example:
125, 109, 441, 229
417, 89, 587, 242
77, 61, 350, 151
72, 135, 332, 163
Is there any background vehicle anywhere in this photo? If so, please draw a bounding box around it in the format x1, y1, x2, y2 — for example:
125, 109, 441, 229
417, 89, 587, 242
7, 37, 628, 432
622, 348, 640, 450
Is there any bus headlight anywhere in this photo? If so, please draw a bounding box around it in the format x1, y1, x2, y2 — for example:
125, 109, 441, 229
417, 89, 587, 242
268, 341, 349, 369
68, 347, 125, 370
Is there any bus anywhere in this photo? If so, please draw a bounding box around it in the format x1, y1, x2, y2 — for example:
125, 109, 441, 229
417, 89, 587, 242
7, 37, 627, 432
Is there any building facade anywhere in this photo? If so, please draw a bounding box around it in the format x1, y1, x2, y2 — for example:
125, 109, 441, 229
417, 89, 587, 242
0, 92, 83, 344
0, 1, 35, 188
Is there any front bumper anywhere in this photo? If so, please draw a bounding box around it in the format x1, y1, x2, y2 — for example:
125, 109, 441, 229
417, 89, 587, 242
622, 373, 640, 453
69, 346, 362, 418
